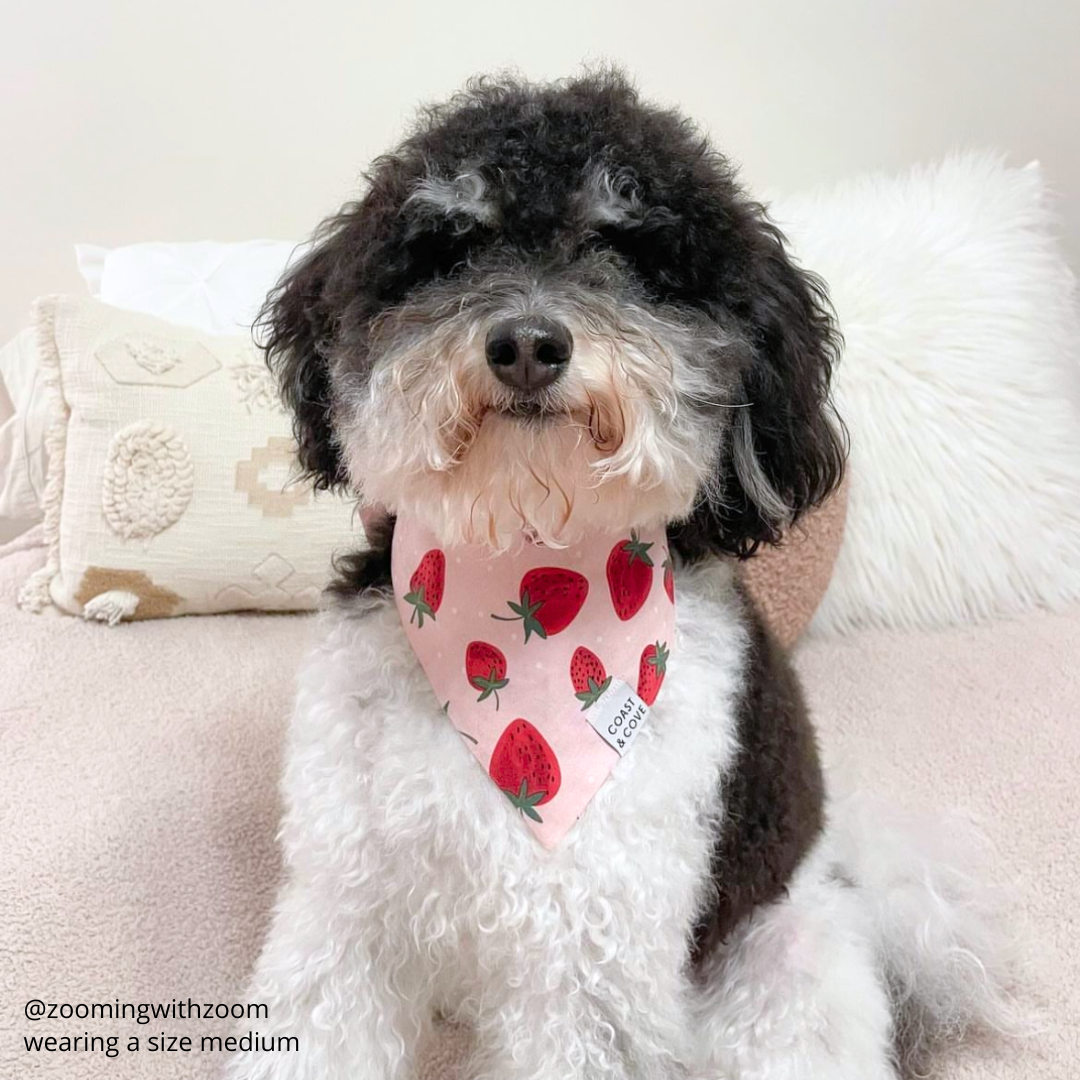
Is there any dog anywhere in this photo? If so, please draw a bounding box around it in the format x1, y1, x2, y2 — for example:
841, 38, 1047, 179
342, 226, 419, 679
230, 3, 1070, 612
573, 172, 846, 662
227, 71, 1016, 1080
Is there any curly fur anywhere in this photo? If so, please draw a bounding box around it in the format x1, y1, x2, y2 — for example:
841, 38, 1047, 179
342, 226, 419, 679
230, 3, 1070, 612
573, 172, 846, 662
259, 68, 845, 557
230, 70, 1019, 1080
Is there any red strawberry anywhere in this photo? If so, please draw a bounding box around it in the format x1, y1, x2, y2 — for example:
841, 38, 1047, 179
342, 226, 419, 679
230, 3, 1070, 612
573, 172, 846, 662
637, 641, 670, 705
570, 646, 612, 710
465, 641, 509, 708
488, 719, 562, 822
492, 567, 588, 642
662, 550, 675, 604
403, 549, 445, 627
607, 530, 655, 620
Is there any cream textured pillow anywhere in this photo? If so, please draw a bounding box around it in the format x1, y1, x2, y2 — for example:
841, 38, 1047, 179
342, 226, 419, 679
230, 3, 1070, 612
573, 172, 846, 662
19, 295, 359, 623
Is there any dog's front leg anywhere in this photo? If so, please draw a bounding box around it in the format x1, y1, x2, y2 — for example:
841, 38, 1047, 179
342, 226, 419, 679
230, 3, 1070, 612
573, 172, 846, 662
691, 843, 895, 1080
223, 627, 434, 1080
610, 976, 699, 1080
469, 984, 631, 1080
222, 872, 429, 1080
467, 967, 694, 1080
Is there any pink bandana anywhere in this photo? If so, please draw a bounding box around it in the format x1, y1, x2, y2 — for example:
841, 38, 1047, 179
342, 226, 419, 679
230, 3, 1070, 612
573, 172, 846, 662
391, 516, 676, 848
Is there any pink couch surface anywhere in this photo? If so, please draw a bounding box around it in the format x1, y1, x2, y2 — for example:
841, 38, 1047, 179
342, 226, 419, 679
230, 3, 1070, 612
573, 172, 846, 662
2, 530, 1077, 1078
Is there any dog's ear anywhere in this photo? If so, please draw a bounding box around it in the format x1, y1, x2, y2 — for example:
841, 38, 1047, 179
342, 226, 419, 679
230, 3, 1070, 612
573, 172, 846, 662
259, 169, 432, 491
674, 213, 847, 560
258, 224, 352, 492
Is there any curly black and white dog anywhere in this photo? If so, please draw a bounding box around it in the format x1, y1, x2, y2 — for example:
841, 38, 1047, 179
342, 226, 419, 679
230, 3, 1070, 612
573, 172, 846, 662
228, 72, 1015, 1080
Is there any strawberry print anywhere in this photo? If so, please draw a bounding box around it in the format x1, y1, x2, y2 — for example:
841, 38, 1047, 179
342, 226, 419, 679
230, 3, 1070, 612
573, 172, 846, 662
637, 641, 669, 705
465, 641, 509, 708
489, 719, 562, 822
570, 646, 612, 710
391, 514, 676, 847
607, 530, 655, 620
662, 550, 675, 604
403, 549, 445, 627
492, 567, 588, 642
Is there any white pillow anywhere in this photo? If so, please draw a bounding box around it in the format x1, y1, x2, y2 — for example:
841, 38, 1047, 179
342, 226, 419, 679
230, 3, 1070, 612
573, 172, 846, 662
19, 295, 359, 623
74, 240, 303, 335
0, 328, 49, 538
768, 154, 1080, 634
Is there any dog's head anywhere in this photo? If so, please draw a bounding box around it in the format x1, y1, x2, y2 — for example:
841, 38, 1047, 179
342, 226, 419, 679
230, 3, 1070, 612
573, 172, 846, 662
263, 70, 845, 557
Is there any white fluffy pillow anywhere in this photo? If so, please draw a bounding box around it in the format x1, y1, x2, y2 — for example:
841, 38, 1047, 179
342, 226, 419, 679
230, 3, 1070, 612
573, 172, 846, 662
770, 155, 1080, 634
74, 240, 303, 335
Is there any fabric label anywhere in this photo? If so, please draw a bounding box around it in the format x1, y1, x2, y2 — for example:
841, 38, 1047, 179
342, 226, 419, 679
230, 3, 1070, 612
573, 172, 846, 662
585, 678, 650, 756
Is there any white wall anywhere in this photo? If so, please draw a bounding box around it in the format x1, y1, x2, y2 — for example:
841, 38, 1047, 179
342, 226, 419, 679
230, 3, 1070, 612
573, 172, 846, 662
2, 0, 1078, 341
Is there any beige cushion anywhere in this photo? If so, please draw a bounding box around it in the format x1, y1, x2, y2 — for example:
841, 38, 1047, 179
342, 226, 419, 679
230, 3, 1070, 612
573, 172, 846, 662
741, 476, 849, 648
18, 295, 358, 621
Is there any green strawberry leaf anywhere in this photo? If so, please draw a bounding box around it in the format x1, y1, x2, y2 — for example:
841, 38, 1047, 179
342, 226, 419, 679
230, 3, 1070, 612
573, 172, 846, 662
503, 778, 546, 823
472, 668, 510, 709
491, 589, 547, 642
623, 529, 655, 567
404, 586, 435, 627
648, 641, 670, 673
575, 675, 612, 710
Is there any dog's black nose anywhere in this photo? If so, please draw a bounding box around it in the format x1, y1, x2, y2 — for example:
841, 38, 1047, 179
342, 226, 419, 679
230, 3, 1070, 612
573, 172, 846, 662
485, 316, 573, 392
